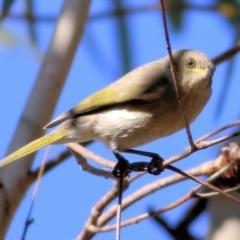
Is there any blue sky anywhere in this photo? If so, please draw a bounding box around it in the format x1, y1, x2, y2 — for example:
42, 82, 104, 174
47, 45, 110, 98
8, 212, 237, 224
1, 0, 240, 239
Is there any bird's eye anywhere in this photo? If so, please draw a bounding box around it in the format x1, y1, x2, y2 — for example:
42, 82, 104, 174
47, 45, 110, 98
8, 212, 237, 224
186, 58, 195, 68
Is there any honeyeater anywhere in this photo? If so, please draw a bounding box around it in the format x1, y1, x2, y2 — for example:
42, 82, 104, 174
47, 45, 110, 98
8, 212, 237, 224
0, 50, 215, 175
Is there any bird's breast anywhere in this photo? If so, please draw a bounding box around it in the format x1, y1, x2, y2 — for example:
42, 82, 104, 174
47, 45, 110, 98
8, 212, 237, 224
93, 86, 211, 151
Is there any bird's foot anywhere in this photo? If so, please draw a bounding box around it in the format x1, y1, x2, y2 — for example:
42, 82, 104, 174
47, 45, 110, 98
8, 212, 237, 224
123, 149, 164, 176
147, 154, 164, 175
113, 150, 165, 178
112, 153, 131, 178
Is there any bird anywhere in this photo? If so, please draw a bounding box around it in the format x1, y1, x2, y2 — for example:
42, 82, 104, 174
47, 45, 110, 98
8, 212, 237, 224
0, 50, 215, 176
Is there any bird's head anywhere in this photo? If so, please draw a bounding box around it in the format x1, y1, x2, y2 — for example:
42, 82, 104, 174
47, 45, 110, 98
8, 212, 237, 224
171, 50, 215, 90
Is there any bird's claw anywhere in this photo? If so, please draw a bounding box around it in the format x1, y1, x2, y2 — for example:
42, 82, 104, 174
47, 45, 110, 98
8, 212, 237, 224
112, 158, 130, 178
147, 156, 164, 175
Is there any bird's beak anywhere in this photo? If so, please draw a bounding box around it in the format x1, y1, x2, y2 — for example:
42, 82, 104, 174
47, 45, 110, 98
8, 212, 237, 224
193, 67, 215, 78
205, 66, 215, 78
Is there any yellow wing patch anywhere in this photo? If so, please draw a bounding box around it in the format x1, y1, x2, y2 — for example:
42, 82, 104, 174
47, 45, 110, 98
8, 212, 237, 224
73, 84, 148, 114
45, 82, 149, 129
73, 87, 118, 113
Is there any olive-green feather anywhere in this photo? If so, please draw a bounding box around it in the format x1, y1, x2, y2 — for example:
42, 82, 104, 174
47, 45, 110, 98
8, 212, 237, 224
44, 83, 149, 129
0, 132, 66, 168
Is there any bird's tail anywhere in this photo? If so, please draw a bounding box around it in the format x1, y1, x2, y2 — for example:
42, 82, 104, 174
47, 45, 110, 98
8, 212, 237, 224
0, 131, 66, 168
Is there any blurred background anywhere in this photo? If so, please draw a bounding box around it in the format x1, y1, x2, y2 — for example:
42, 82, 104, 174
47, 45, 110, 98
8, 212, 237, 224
0, 0, 240, 239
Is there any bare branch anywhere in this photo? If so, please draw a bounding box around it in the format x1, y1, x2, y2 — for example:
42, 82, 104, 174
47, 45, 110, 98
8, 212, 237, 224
196, 185, 240, 198
96, 166, 203, 229
85, 142, 240, 232
160, 0, 195, 149
87, 190, 194, 233
77, 178, 129, 239
212, 41, 240, 65
0, 1, 91, 237
196, 119, 240, 143
90, 160, 240, 233
164, 122, 240, 166
21, 147, 50, 239
31, 150, 71, 178
67, 145, 114, 179
167, 165, 240, 204
65, 143, 115, 169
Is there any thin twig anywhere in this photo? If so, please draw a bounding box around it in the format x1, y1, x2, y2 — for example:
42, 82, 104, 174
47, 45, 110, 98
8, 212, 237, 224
96, 166, 203, 228
192, 157, 240, 197
75, 139, 240, 235
90, 148, 240, 232
88, 159, 240, 233
195, 119, 240, 143
31, 142, 93, 178
128, 172, 146, 182
164, 129, 240, 166
21, 146, 50, 240
212, 41, 240, 65
65, 143, 115, 169
31, 149, 71, 178
196, 185, 240, 198
166, 165, 240, 204
116, 173, 124, 240
86, 190, 194, 233
160, 0, 195, 149
78, 178, 129, 239
67, 145, 114, 179
196, 131, 240, 148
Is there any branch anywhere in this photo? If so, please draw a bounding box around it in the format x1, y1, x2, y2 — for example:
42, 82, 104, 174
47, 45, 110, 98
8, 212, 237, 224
83, 142, 240, 233
212, 41, 240, 65
65, 143, 115, 169
164, 120, 240, 166
67, 145, 114, 179
160, 0, 195, 149
0, 0, 91, 237
31, 150, 71, 178
77, 178, 130, 239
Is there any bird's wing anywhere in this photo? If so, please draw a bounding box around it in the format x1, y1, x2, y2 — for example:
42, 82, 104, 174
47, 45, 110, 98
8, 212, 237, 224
44, 60, 169, 129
